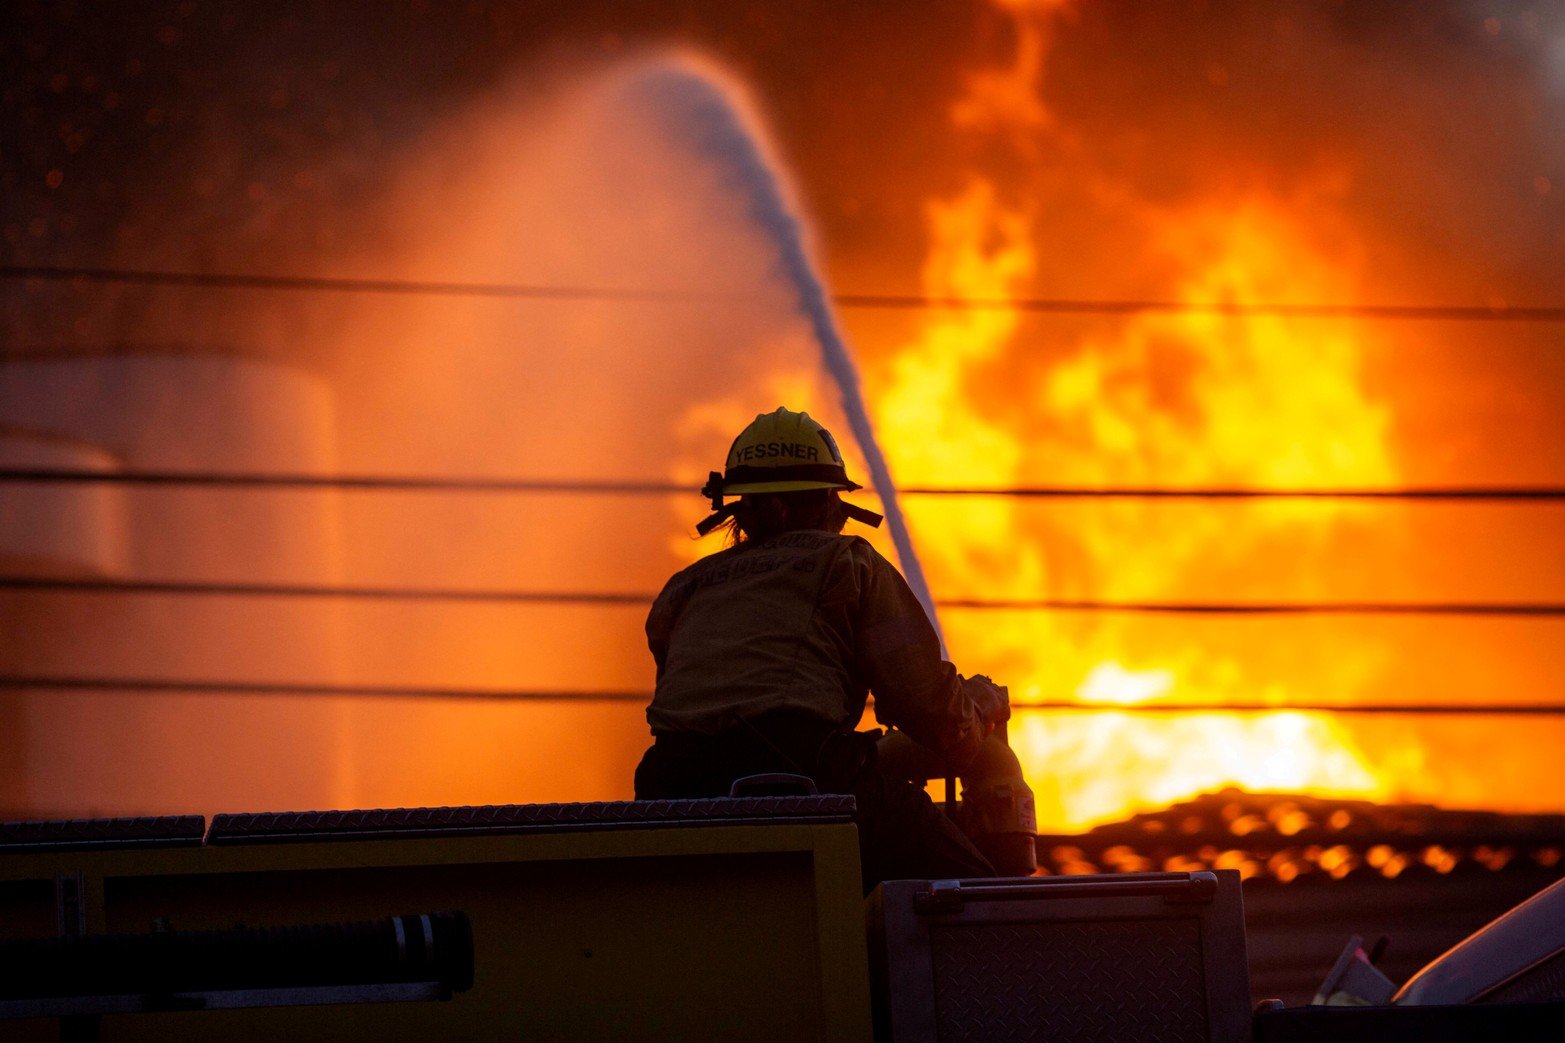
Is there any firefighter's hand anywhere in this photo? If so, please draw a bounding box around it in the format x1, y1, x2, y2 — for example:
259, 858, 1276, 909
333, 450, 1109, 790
963, 674, 1010, 729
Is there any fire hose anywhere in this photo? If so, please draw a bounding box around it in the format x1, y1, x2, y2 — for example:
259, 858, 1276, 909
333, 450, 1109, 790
877, 723, 1039, 876
0, 911, 473, 1016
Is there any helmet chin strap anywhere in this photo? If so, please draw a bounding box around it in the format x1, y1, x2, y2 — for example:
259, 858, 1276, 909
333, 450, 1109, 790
696, 498, 882, 537
695, 503, 737, 537
696, 470, 735, 536
841, 501, 884, 529
697, 469, 882, 536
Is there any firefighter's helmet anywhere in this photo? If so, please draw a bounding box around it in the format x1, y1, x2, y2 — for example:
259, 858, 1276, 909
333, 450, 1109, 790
696, 407, 882, 535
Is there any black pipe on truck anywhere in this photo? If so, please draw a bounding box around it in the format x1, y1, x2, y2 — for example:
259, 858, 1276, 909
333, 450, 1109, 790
0, 912, 474, 1000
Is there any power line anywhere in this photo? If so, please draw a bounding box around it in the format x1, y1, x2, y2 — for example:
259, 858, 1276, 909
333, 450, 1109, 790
0, 675, 644, 703
937, 598, 1565, 617
899, 486, 1565, 501
0, 468, 686, 495
1005, 701, 1565, 716
0, 576, 650, 606
7, 575, 1565, 617
7, 264, 1564, 322
0, 265, 718, 305
836, 293, 1565, 323
7, 468, 1565, 501
2, 673, 1562, 714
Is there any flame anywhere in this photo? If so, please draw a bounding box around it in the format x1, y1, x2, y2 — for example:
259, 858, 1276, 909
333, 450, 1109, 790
873, 1, 1403, 831
1078, 663, 1173, 705
950, 2, 1063, 137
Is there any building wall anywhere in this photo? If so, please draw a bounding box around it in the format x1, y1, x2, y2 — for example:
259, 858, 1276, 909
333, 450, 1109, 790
0, 354, 348, 818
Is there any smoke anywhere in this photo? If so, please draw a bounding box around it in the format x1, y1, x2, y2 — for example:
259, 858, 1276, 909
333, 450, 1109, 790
314, 55, 915, 809
2, 48, 926, 816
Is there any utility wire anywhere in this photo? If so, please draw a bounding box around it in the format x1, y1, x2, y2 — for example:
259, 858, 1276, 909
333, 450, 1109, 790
899, 486, 1565, 501
0, 576, 650, 606
0, 469, 686, 495
6, 264, 1564, 322
936, 597, 1565, 617
0, 675, 645, 703
837, 293, 1565, 323
1004, 701, 1565, 716
6, 575, 1565, 617
0, 265, 717, 304
2, 673, 1562, 714
7, 468, 1565, 501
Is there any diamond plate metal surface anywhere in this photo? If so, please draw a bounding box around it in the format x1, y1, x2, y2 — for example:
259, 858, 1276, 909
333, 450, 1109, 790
207, 794, 856, 844
0, 814, 207, 852
930, 917, 1208, 1043
1482, 947, 1565, 1004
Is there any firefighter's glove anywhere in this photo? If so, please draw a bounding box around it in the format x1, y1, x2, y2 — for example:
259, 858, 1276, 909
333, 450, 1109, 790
962, 674, 1011, 728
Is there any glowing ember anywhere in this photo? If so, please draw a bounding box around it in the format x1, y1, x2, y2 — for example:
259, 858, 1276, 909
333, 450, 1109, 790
1041, 791, 1565, 883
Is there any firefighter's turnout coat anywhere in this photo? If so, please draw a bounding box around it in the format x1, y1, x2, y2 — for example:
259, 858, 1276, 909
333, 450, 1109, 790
645, 530, 990, 756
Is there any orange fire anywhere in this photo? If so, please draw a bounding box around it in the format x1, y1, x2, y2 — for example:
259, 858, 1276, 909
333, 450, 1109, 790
869, 0, 1405, 831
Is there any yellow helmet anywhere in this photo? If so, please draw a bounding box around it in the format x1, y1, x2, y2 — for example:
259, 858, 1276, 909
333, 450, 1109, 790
697, 407, 882, 535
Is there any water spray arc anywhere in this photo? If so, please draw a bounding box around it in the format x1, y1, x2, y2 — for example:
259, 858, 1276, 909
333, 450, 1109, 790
627, 63, 944, 644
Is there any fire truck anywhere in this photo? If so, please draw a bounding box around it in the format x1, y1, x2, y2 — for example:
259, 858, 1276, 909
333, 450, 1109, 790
4, 786, 1565, 1041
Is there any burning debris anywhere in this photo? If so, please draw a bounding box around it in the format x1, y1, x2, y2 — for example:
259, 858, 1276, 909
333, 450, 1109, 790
1037, 788, 1565, 885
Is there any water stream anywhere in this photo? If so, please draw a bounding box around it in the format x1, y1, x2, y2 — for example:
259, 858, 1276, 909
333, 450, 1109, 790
626, 64, 945, 646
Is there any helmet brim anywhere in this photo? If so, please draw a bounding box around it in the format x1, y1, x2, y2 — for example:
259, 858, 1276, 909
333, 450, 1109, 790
725, 478, 863, 496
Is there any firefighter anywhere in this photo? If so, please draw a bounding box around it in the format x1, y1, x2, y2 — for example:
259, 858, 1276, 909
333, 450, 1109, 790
633, 407, 1010, 887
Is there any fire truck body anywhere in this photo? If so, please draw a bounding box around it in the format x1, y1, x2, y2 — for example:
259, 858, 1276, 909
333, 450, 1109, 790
3, 795, 1563, 1041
